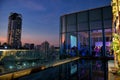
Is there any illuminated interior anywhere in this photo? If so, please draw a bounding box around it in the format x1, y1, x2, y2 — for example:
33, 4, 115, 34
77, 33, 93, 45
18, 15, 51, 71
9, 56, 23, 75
60, 6, 112, 58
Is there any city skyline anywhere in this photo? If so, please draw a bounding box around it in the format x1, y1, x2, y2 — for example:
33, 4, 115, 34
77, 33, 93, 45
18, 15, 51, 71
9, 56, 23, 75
0, 0, 110, 46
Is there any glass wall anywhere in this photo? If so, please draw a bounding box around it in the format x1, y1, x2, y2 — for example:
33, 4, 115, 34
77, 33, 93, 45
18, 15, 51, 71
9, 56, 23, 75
60, 6, 112, 58
78, 32, 89, 56
90, 30, 103, 56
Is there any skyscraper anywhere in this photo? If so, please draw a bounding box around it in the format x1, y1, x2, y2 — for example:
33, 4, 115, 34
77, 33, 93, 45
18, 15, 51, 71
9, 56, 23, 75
41, 41, 49, 60
7, 13, 22, 49
41, 41, 49, 53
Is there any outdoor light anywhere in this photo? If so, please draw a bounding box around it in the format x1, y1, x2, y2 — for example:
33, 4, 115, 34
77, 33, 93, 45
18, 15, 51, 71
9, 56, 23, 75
9, 65, 13, 69
4, 46, 7, 49
23, 63, 26, 66
32, 62, 35, 66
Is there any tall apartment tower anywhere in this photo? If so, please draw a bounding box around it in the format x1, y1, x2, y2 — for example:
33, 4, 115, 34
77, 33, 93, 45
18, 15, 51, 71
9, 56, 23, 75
7, 13, 22, 49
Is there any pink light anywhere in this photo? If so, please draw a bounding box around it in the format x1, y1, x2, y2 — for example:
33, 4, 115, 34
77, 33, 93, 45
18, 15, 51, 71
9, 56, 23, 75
95, 41, 111, 47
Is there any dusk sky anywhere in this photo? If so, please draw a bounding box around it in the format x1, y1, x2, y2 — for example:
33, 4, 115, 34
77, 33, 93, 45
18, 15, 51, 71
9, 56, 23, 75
0, 0, 110, 46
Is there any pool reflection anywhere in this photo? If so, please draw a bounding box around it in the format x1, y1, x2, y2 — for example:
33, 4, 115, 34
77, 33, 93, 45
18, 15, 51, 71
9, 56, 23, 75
19, 59, 108, 80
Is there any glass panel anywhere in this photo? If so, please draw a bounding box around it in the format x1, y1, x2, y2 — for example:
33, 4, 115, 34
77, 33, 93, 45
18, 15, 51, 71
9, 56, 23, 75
67, 24, 76, 32
66, 32, 77, 57
61, 34, 65, 44
104, 19, 112, 29
61, 16, 66, 33
77, 11, 88, 23
78, 31, 89, 56
78, 22, 88, 31
89, 9, 102, 21
103, 6, 112, 19
104, 28, 113, 57
90, 29, 103, 57
90, 21, 102, 30
60, 33, 67, 59
67, 14, 76, 25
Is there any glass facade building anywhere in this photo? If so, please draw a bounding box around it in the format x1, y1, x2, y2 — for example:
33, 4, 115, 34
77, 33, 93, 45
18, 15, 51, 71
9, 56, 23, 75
60, 6, 112, 58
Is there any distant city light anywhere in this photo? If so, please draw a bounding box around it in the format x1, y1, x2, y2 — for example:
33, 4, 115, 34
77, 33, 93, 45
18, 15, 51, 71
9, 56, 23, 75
4, 46, 7, 49
32, 62, 35, 66
23, 63, 26, 66
9, 65, 13, 69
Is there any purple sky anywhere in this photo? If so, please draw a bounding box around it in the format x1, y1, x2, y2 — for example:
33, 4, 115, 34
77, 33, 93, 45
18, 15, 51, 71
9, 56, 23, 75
0, 0, 110, 46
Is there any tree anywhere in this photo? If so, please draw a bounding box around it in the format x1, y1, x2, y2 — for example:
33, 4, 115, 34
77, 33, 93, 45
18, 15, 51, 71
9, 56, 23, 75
111, 33, 120, 68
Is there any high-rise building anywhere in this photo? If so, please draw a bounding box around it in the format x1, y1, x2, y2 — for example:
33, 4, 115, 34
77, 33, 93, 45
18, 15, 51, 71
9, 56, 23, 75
40, 41, 49, 60
23, 43, 30, 49
41, 41, 49, 53
7, 13, 22, 49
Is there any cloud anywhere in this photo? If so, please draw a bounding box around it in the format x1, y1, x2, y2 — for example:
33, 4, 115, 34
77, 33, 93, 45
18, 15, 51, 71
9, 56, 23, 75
19, 0, 46, 11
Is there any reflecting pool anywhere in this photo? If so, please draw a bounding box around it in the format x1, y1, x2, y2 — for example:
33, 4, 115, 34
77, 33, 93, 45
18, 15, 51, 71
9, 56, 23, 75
18, 59, 115, 80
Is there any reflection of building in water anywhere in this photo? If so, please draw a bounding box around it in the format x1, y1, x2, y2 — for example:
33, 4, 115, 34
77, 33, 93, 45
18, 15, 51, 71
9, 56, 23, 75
60, 5, 112, 58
